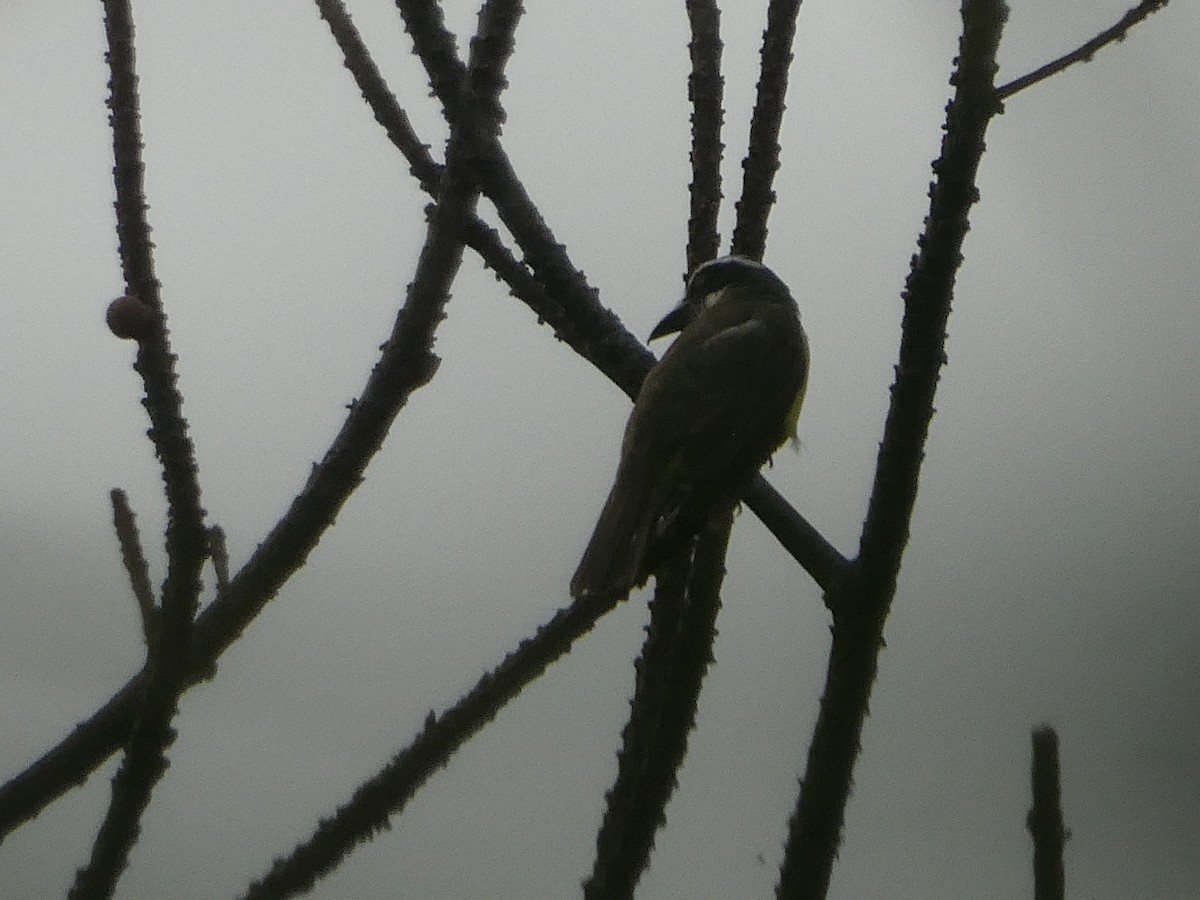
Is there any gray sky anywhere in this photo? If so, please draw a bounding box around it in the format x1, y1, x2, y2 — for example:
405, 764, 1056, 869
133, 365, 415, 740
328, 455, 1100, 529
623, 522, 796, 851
2, 1, 1198, 898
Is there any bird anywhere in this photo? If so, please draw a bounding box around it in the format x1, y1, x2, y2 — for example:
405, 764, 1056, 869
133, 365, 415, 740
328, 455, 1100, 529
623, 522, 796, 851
570, 255, 809, 600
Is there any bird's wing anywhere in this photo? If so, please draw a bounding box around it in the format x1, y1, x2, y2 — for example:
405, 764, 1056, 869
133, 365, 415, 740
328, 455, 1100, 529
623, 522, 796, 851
693, 318, 771, 359
625, 306, 786, 477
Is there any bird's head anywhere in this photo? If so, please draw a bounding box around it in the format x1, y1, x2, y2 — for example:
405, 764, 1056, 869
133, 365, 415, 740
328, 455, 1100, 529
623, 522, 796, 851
649, 255, 793, 341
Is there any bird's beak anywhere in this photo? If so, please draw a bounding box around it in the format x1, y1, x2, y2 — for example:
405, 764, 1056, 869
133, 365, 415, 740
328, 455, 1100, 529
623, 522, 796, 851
648, 299, 693, 342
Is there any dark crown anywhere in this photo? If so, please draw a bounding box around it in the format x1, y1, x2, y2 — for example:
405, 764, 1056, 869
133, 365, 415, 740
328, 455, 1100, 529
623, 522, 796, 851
685, 256, 791, 302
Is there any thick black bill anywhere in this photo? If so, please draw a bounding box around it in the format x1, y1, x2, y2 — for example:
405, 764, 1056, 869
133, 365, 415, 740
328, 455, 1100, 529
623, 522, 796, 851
648, 300, 693, 342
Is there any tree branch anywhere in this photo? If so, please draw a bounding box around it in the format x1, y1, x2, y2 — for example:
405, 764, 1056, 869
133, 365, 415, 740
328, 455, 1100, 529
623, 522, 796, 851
732, 0, 804, 261
320, 0, 839, 583
685, 0, 725, 271
108, 488, 157, 646
67, 1, 209, 892
584, 510, 731, 899
1028, 726, 1067, 900
997, 0, 1170, 100
0, 0, 839, 839
777, 3, 1009, 897
234, 3, 526, 892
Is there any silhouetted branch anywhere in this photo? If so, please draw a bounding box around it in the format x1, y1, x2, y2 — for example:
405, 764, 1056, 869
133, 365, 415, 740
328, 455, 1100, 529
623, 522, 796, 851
588, 4, 811, 879
316, 0, 548, 313
576, 23, 730, 885
243, 583, 623, 898
685, 0, 725, 271
233, 5, 523, 893
68, 1, 210, 893
314, 0, 638, 383
745, 476, 848, 592
314, 0, 439, 192
776, 2, 1009, 897
1028, 726, 1067, 900
109, 488, 157, 645
997, 0, 1170, 99
322, 0, 834, 575
104, 0, 207, 625
0, 0, 487, 853
585, 509, 731, 899
732, 0, 804, 260
397, 1, 655, 397
0, 0, 837, 838
207, 525, 229, 591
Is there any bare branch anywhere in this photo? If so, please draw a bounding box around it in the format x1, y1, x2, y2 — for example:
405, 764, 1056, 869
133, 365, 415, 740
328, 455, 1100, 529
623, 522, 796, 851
777, 2, 1009, 896
108, 488, 157, 645
732, 0, 804, 261
206, 525, 229, 591
745, 476, 848, 592
398, 1, 656, 399
0, 0, 840, 837
314, 0, 439, 192
585, 510, 731, 899
234, 4, 527, 892
240, 586, 620, 899
103, 0, 208, 620
1028, 726, 1068, 900
319, 0, 837, 579
685, 0, 725, 271
68, 0, 209, 892
997, 0, 1170, 100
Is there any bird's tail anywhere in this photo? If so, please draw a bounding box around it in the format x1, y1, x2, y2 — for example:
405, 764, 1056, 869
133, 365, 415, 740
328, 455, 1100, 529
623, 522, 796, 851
570, 456, 661, 600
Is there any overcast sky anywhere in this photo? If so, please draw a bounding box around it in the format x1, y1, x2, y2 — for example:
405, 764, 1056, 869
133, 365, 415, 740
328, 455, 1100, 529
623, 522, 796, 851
2, 1, 1198, 898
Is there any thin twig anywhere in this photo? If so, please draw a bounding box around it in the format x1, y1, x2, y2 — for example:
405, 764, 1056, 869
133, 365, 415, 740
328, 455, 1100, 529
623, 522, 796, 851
776, 3, 1009, 897
315, 0, 443, 195
109, 488, 157, 645
997, 0, 1170, 99
1028, 726, 1067, 900
207, 525, 229, 591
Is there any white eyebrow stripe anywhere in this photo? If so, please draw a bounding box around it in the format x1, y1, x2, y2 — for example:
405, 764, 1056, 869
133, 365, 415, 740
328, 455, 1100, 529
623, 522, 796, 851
702, 286, 728, 307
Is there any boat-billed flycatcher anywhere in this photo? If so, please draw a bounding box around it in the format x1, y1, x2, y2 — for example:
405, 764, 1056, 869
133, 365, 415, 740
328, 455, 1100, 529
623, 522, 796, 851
570, 255, 808, 600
